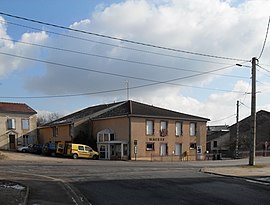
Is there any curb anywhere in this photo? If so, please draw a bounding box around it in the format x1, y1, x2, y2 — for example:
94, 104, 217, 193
23, 184, 29, 205
200, 168, 270, 185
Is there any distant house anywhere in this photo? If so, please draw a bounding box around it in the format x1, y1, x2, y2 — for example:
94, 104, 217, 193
206, 125, 230, 157
38, 100, 209, 160
229, 110, 270, 157
0, 102, 37, 150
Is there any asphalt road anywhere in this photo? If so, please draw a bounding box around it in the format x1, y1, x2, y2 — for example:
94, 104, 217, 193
75, 176, 270, 205
0, 153, 270, 205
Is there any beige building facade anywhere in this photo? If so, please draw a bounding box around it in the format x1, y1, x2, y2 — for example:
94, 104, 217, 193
0, 102, 37, 150
38, 100, 209, 161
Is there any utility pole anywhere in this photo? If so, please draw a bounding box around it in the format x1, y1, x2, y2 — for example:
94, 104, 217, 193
235, 100, 239, 159
249, 57, 257, 166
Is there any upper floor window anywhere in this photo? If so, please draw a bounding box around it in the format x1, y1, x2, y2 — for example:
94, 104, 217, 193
146, 120, 154, 135
175, 122, 183, 137
160, 121, 168, 136
53, 127, 58, 138
22, 119, 30, 130
190, 122, 197, 136
7, 119, 16, 130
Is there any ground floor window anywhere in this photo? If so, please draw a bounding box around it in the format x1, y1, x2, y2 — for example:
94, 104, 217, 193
146, 143, 154, 151
23, 135, 29, 146
175, 144, 182, 156
160, 143, 168, 156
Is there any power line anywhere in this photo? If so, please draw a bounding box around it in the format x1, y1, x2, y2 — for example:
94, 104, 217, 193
0, 37, 250, 79
210, 114, 236, 123
0, 11, 250, 62
258, 16, 270, 60
1, 20, 237, 66
0, 80, 245, 99
0, 52, 246, 99
257, 64, 270, 73
0, 51, 246, 87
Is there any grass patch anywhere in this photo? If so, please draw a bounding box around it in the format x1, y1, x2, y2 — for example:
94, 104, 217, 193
240, 165, 266, 169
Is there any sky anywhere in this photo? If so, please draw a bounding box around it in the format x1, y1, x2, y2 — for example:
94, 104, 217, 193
0, 0, 270, 126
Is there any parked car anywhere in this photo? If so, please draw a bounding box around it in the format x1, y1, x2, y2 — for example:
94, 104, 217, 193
29, 144, 43, 154
17, 144, 32, 153
42, 142, 57, 156
56, 142, 99, 159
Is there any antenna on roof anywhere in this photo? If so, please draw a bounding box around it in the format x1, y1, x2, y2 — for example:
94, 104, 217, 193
125, 80, 129, 100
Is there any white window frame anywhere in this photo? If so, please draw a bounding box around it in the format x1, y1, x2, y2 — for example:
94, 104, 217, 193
22, 119, 30, 130
175, 122, 182, 137
160, 121, 168, 136
7, 119, 16, 130
146, 120, 154, 135
189, 122, 196, 136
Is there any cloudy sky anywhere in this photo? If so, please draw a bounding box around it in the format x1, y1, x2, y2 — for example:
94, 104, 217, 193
1, 0, 270, 125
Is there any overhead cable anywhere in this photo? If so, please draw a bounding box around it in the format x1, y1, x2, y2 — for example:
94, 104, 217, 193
0, 37, 250, 79
0, 20, 235, 66
258, 16, 270, 59
0, 11, 249, 62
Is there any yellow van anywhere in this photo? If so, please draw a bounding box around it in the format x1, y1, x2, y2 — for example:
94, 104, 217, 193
57, 143, 99, 159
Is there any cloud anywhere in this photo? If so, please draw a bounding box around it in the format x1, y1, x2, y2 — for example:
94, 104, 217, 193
2, 0, 270, 125
0, 16, 48, 77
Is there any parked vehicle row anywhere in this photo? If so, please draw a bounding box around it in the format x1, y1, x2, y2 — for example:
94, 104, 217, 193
16, 142, 99, 160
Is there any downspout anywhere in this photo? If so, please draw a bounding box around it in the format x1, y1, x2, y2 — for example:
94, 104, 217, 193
128, 100, 132, 160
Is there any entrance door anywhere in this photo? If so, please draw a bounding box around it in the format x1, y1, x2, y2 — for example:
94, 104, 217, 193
9, 135, 16, 150
160, 143, 167, 156
99, 144, 108, 159
175, 144, 182, 156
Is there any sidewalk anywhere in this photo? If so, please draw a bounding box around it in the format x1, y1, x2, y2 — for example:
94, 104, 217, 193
201, 164, 270, 184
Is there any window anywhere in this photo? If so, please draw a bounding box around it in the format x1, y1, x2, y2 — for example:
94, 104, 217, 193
22, 119, 29, 130
98, 134, 103, 142
146, 120, 154, 135
189, 122, 196, 136
213, 141, 218, 148
78, 146, 84, 151
23, 135, 29, 146
160, 121, 168, 136
53, 127, 58, 138
85, 146, 93, 152
7, 119, 16, 130
104, 133, 109, 141
146, 143, 154, 151
175, 122, 183, 136
190, 143, 196, 149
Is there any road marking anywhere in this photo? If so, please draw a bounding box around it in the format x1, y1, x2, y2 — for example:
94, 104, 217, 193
246, 179, 270, 185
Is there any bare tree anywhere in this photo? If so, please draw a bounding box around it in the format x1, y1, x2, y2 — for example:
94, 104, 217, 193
37, 112, 62, 126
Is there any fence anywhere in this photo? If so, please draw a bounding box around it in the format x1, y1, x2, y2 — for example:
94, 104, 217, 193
149, 152, 201, 162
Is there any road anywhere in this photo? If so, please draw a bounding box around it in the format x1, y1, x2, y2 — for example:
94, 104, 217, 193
0, 152, 270, 204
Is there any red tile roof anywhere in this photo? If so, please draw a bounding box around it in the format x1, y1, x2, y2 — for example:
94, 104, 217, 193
0, 102, 37, 114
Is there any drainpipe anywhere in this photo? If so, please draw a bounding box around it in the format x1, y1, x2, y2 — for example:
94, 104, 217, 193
128, 100, 132, 160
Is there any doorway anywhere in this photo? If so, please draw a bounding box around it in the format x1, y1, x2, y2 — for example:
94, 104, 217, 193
9, 134, 16, 150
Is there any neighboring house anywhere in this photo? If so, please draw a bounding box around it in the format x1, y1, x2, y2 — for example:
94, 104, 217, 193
206, 125, 230, 157
229, 110, 270, 157
0, 102, 37, 150
38, 100, 209, 160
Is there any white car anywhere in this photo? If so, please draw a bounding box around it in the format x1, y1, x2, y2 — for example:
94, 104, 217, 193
17, 144, 32, 153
